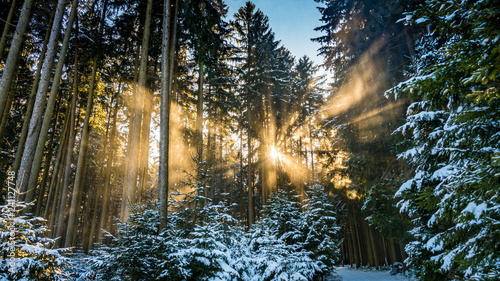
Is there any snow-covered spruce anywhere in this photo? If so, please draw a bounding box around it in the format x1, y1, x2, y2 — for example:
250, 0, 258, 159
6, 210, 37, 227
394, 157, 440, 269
388, 1, 500, 279
89, 184, 341, 281
0, 201, 67, 280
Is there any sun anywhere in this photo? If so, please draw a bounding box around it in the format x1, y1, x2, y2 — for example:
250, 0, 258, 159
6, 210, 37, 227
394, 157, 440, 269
270, 146, 279, 160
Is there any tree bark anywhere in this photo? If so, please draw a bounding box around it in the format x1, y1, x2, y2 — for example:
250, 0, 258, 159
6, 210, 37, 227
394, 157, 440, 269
122, 0, 153, 219
98, 90, 120, 241
12, 8, 55, 174
0, 0, 34, 124
86, 94, 115, 251
159, 0, 179, 232
0, 0, 17, 62
24, 0, 79, 206
55, 48, 79, 248
64, 0, 108, 248
196, 62, 204, 161
16, 0, 66, 201
247, 120, 254, 227
34, 102, 60, 217
0, 88, 14, 142
45, 108, 71, 233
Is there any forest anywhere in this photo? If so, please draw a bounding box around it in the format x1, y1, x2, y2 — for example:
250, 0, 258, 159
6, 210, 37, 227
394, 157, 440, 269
0, 0, 499, 280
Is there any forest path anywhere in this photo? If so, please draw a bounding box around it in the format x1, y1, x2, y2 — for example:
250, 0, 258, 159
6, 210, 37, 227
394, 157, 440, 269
330, 266, 413, 281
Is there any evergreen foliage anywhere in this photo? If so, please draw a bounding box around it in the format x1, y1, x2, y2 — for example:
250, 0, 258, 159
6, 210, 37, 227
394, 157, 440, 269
89, 182, 340, 281
0, 200, 66, 280
389, 0, 500, 279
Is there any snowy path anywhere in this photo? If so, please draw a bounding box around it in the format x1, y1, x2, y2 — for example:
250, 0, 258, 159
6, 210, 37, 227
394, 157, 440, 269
330, 267, 413, 281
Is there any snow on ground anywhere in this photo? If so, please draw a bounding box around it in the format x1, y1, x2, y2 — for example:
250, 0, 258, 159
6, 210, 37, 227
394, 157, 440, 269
329, 267, 414, 281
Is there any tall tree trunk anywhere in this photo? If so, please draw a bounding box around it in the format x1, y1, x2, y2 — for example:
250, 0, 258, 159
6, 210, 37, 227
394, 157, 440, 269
16, 0, 66, 201
13, 8, 55, 174
81, 183, 95, 252
159, 0, 179, 232
35, 102, 60, 217
309, 126, 315, 184
138, 85, 152, 201
24, 0, 79, 207
98, 91, 120, 241
86, 94, 114, 251
0, 89, 14, 141
239, 122, 244, 221
0, 0, 34, 124
196, 62, 204, 161
0, 0, 17, 62
122, 0, 153, 219
65, 0, 108, 247
55, 46, 79, 247
247, 119, 254, 227
218, 124, 223, 205
121, 48, 140, 217
45, 108, 71, 232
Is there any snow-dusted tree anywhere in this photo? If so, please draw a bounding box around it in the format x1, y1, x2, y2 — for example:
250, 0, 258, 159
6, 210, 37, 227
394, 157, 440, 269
0, 200, 66, 280
91, 202, 173, 280
302, 184, 341, 271
247, 187, 327, 281
247, 226, 321, 281
388, 0, 500, 279
259, 188, 304, 246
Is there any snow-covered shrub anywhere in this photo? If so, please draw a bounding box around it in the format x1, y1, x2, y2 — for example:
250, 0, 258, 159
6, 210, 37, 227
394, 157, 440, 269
0, 201, 67, 280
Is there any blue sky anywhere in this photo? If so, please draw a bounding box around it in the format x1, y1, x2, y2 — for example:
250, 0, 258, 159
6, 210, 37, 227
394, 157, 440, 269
226, 0, 326, 69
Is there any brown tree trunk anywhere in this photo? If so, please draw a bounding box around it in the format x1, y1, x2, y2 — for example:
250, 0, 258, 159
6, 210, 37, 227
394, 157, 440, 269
159, 0, 179, 232
35, 102, 60, 217
123, 0, 153, 219
12, 8, 55, 174
65, 0, 108, 248
0, 0, 34, 123
98, 91, 120, 241
0, 0, 17, 62
16, 0, 66, 200
25, 0, 79, 207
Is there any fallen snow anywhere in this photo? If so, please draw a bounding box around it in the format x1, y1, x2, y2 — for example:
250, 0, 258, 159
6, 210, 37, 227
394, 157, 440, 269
331, 267, 414, 281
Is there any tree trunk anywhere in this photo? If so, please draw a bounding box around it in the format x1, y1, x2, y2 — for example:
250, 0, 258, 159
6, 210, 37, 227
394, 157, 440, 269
24, 0, 79, 206
0, 0, 34, 124
16, 0, 66, 201
12, 8, 55, 174
45, 108, 71, 233
0, 89, 14, 142
98, 91, 120, 241
239, 122, 244, 221
55, 49, 79, 247
0, 0, 17, 62
123, 0, 153, 219
34, 102, 60, 217
159, 0, 179, 232
86, 94, 114, 251
196, 62, 204, 161
138, 85, 152, 201
247, 123, 254, 227
363, 221, 375, 267
64, 0, 108, 248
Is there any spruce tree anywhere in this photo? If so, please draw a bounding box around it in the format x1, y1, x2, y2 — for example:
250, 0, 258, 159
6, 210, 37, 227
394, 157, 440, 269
389, 0, 500, 279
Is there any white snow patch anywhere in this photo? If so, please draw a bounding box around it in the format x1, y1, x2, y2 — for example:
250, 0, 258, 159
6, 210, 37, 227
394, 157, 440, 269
334, 267, 412, 280
462, 202, 487, 220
